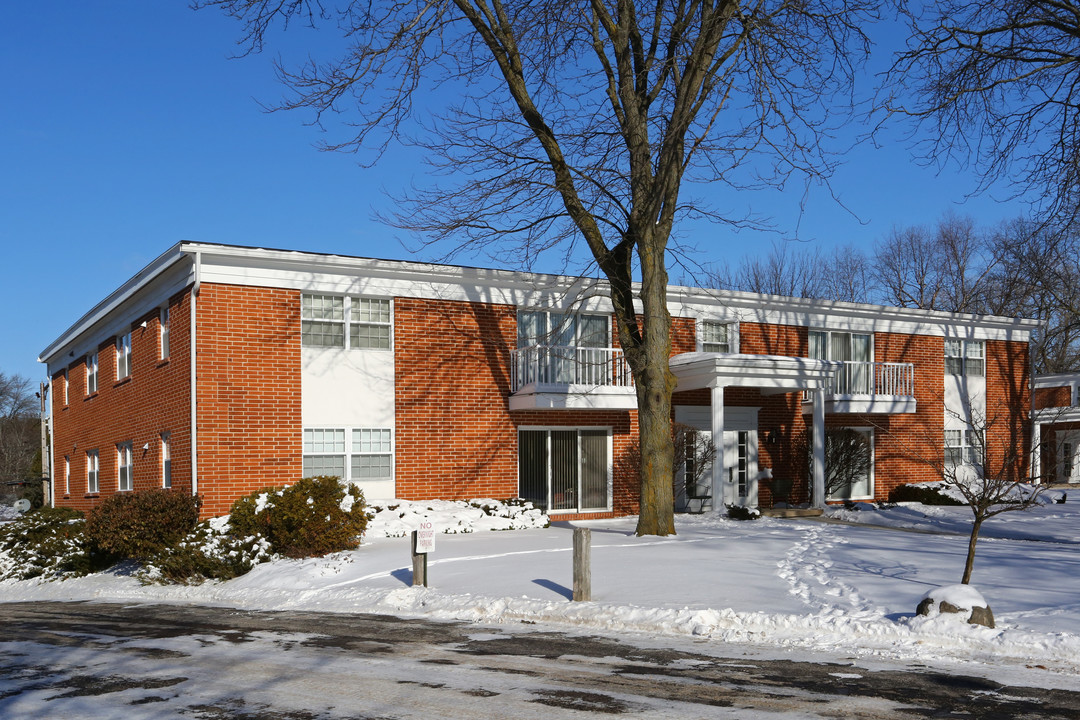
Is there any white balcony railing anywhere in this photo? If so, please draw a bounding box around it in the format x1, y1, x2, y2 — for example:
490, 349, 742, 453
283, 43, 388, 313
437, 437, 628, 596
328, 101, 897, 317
511, 345, 633, 391
803, 361, 914, 399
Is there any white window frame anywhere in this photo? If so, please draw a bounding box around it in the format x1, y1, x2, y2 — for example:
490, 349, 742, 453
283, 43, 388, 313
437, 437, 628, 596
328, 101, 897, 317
117, 442, 134, 492
64, 456, 70, 496
86, 353, 98, 395
161, 432, 172, 489
517, 426, 613, 514
160, 306, 170, 360
86, 450, 99, 494
945, 427, 984, 469
62, 369, 68, 405
349, 297, 392, 350
301, 426, 395, 483
699, 320, 738, 353
116, 333, 132, 380
944, 339, 984, 377
301, 295, 393, 350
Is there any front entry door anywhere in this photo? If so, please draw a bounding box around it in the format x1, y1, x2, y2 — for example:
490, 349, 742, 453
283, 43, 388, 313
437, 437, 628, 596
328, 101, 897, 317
675, 406, 759, 510
723, 429, 758, 507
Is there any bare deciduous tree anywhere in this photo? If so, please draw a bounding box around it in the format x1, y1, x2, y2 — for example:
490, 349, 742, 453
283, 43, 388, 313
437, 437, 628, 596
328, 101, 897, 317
200, 0, 876, 535
889, 0, 1080, 226
0, 372, 38, 494
872, 214, 996, 313
711, 240, 873, 303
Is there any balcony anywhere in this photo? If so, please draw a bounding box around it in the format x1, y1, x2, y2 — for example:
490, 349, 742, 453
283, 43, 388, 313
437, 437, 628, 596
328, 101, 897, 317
802, 361, 916, 414
509, 345, 637, 411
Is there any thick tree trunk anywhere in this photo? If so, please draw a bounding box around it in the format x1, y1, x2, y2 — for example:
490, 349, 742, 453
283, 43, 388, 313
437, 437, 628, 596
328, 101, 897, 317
628, 239, 677, 537
961, 518, 982, 584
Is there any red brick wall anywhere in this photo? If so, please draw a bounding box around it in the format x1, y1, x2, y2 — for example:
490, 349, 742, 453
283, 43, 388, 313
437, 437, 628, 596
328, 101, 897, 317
985, 339, 1031, 483
1036, 385, 1071, 410
194, 283, 302, 517
52, 292, 192, 514
394, 298, 638, 519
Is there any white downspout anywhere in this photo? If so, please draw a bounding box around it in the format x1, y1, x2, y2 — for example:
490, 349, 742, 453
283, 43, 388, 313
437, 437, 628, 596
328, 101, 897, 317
190, 251, 201, 497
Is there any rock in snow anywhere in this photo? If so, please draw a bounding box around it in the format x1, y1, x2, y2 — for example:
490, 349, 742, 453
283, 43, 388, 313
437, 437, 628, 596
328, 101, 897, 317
916, 584, 995, 628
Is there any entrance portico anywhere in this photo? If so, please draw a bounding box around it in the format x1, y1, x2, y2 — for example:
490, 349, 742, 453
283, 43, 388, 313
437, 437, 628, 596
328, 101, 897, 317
669, 353, 842, 511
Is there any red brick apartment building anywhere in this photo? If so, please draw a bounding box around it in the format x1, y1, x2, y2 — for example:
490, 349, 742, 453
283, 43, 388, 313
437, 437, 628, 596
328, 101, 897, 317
39, 243, 1039, 519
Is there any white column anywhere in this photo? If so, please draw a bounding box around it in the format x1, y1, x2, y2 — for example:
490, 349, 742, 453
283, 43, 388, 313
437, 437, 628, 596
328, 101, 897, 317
711, 384, 725, 513
812, 388, 826, 509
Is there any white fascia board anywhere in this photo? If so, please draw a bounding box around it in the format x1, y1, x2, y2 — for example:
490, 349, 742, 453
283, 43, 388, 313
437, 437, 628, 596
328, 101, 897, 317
667, 285, 1041, 342
188, 242, 618, 314
1035, 373, 1080, 388
38, 244, 194, 373
181, 243, 1041, 342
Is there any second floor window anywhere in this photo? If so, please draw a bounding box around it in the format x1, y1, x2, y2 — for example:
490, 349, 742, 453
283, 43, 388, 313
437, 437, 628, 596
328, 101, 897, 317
160, 306, 170, 360
301, 295, 391, 349
86, 353, 98, 394
116, 333, 132, 380
809, 330, 872, 394
701, 321, 733, 353
945, 339, 984, 377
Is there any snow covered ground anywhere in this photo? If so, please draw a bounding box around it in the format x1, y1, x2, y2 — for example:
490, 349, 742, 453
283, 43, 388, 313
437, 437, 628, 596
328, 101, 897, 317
3, 496, 1080, 687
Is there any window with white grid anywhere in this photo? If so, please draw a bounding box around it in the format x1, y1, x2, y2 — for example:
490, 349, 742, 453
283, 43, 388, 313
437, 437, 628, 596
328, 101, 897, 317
349, 298, 392, 349
945, 428, 983, 468
351, 428, 392, 480
301, 295, 346, 348
303, 428, 347, 478
945, 339, 984, 377
160, 306, 170, 360
701, 321, 733, 353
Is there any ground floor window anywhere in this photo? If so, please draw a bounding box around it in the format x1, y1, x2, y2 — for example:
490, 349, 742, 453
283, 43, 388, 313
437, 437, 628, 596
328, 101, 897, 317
117, 442, 133, 492
303, 427, 393, 483
824, 427, 873, 501
945, 428, 983, 470
518, 428, 610, 513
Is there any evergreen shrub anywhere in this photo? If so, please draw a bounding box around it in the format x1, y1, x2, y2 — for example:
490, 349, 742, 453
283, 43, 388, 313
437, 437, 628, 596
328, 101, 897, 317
888, 483, 965, 506
84, 489, 202, 560
0, 507, 107, 580
229, 476, 370, 558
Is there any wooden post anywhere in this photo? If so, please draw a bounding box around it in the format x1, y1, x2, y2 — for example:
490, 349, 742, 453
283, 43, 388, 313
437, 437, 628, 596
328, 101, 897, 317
411, 530, 428, 587
573, 527, 591, 601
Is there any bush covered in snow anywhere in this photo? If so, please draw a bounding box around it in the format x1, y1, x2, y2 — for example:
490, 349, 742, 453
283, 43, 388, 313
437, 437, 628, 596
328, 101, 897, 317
84, 489, 203, 561
229, 476, 370, 558
888, 482, 966, 506
0, 507, 109, 581
139, 516, 273, 585
366, 498, 548, 537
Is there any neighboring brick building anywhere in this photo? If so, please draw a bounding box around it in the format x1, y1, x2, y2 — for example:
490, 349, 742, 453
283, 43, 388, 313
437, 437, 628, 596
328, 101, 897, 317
40, 243, 1039, 519
1033, 373, 1080, 484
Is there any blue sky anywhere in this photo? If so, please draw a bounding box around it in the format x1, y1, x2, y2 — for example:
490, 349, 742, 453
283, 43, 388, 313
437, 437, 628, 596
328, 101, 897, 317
2, 3, 1029, 383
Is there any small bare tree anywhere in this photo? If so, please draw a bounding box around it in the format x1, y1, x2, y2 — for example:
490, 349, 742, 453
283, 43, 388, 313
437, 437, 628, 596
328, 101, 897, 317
941, 412, 1044, 585
794, 427, 871, 504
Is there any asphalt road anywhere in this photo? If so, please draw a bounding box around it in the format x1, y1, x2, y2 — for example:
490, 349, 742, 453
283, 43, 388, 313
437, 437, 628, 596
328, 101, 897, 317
1, 601, 1078, 719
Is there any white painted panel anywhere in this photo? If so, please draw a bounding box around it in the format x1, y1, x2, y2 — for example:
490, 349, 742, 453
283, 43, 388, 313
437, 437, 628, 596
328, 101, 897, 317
302, 348, 395, 428
944, 375, 986, 427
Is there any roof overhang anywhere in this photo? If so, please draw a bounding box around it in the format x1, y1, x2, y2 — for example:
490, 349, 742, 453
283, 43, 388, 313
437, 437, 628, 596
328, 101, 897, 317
670, 352, 841, 393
